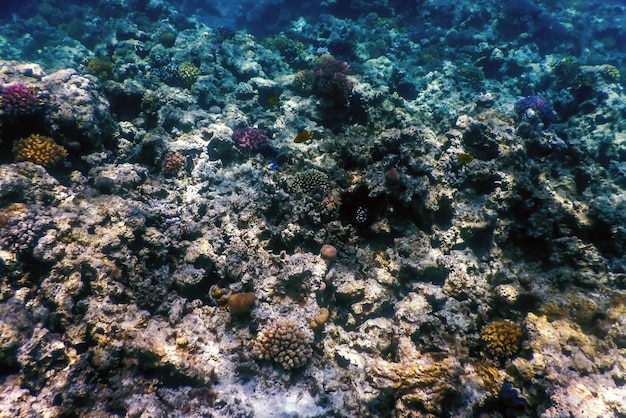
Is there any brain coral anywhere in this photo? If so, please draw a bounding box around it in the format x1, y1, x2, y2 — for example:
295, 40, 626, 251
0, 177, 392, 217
252, 318, 313, 369
13, 134, 67, 167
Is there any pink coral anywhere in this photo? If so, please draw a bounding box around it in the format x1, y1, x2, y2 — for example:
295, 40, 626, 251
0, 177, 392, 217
1, 83, 41, 118
231, 127, 268, 151
312, 56, 353, 101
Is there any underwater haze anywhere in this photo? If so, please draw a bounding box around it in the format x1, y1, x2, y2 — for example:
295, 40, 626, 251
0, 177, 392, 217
1, 0, 626, 417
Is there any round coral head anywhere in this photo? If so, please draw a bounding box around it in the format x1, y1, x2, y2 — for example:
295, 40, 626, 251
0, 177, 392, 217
384, 168, 401, 183
320, 244, 337, 262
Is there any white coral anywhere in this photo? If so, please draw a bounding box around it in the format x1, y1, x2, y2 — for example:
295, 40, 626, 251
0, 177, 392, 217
252, 318, 313, 369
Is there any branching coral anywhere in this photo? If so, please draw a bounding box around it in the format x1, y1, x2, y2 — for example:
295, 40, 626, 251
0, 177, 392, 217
231, 127, 269, 152
481, 319, 522, 360
291, 169, 330, 196
252, 318, 313, 369
13, 134, 67, 167
160, 151, 186, 175
312, 54, 353, 102
1, 83, 41, 118
514, 96, 556, 125
178, 62, 201, 86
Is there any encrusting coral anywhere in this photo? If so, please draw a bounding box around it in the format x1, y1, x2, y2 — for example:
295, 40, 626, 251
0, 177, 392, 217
0, 203, 29, 228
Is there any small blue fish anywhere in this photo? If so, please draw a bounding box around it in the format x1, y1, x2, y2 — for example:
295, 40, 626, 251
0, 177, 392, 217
265, 158, 279, 170
259, 144, 280, 170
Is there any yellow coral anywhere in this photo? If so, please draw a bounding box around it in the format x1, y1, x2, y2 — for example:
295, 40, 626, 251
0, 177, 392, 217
85, 57, 114, 80
321, 190, 342, 213
293, 70, 313, 91
178, 62, 200, 86
481, 319, 522, 360
602, 64, 621, 82
474, 362, 505, 394
252, 318, 313, 369
13, 134, 67, 167
366, 344, 458, 416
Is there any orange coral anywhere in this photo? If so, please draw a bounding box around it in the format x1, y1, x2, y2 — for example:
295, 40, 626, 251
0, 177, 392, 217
13, 134, 67, 167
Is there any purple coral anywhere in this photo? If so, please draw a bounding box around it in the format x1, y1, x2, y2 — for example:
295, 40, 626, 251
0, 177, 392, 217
232, 127, 269, 151
312, 57, 353, 102
514, 96, 556, 125
1, 83, 41, 118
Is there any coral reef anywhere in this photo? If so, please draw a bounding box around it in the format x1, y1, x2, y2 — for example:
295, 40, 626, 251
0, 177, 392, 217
0, 1, 626, 416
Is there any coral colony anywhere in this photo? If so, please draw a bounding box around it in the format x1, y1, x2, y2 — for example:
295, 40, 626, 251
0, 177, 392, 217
312, 56, 353, 102
0, 83, 41, 118
514, 96, 557, 125
231, 127, 269, 151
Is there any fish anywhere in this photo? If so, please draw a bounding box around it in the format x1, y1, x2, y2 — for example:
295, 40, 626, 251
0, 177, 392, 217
293, 131, 314, 143
457, 153, 475, 163
266, 96, 281, 105
265, 158, 279, 170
